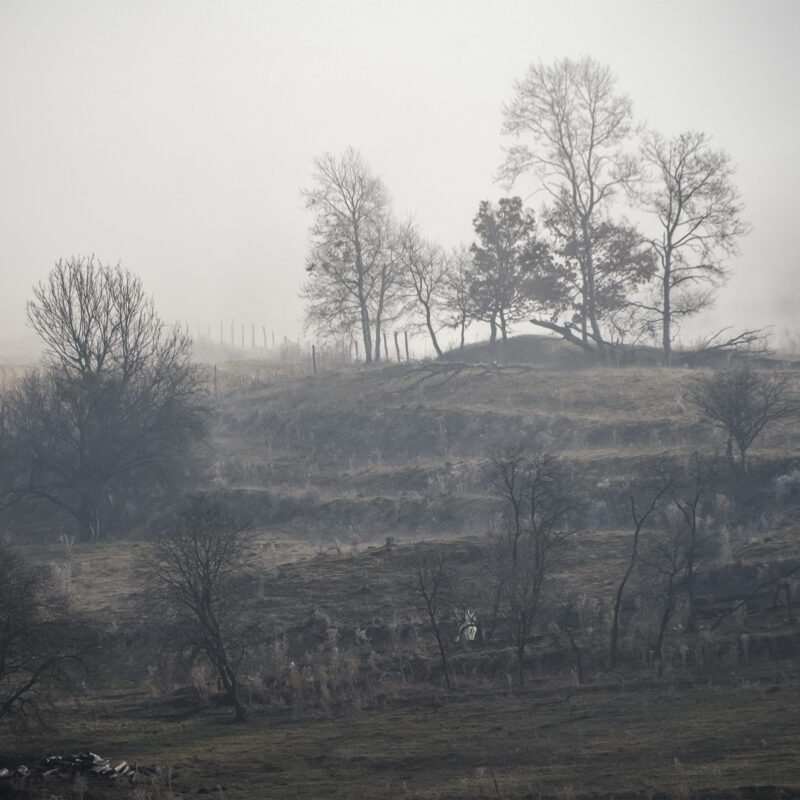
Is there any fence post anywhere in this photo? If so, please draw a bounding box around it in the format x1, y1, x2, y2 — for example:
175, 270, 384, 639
312, 344, 317, 374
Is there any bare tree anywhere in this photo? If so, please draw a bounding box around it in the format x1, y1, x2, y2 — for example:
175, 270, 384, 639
302, 148, 404, 363
690, 367, 800, 475
489, 449, 581, 685
610, 477, 671, 668
639, 516, 692, 675
441, 245, 474, 350
501, 57, 638, 350
611, 456, 717, 669
401, 226, 449, 358
0, 542, 86, 725
150, 494, 253, 722
669, 453, 718, 626
1, 257, 205, 541
640, 130, 751, 363
413, 546, 453, 691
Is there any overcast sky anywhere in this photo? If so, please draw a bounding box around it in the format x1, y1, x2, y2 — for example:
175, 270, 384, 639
1, 0, 798, 357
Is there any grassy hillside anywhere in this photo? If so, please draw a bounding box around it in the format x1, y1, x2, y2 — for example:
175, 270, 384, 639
4, 337, 800, 799
210, 345, 800, 545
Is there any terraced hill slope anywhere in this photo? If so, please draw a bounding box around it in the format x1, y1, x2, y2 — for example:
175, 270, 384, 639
209, 345, 800, 547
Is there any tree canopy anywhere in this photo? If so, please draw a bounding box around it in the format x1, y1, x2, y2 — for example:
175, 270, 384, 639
1, 257, 205, 541
302, 148, 405, 363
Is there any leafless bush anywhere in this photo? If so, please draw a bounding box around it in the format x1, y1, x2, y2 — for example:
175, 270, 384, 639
0, 542, 88, 726
690, 367, 800, 475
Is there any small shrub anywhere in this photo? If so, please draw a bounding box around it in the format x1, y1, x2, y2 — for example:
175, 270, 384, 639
774, 469, 800, 503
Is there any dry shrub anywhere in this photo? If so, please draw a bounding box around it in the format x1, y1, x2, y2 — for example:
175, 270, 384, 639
190, 660, 217, 700
142, 652, 180, 699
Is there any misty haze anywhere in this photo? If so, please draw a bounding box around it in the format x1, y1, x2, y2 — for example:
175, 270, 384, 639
2, 2, 800, 798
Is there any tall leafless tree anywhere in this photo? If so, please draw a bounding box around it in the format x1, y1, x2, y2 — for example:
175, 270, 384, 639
489, 449, 581, 685
610, 476, 671, 668
413, 545, 454, 691
302, 148, 404, 363
2, 257, 204, 541
640, 131, 751, 364
669, 453, 717, 626
401, 226, 449, 358
639, 516, 693, 675
441, 245, 473, 350
501, 57, 638, 350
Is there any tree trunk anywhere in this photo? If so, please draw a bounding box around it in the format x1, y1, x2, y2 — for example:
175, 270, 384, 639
424, 304, 443, 358
610, 554, 635, 668
432, 625, 452, 691
662, 252, 672, 365
362, 322, 373, 364
581, 218, 604, 347
225, 666, 247, 722
655, 587, 676, 677
353, 225, 373, 364
211, 645, 247, 723
373, 320, 382, 362
78, 493, 103, 542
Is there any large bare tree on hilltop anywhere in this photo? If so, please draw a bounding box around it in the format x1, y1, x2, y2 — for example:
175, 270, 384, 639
501, 57, 639, 351
401, 225, 456, 358
302, 148, 404, 363
640, 130, 751, 364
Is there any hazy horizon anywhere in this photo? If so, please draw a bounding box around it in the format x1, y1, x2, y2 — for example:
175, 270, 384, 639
2, 0, 799, 360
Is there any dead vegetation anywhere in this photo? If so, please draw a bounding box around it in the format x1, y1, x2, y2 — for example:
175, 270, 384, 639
3, 338, 800, 798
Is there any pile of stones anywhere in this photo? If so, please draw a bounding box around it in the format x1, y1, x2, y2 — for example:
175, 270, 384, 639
0, 752, 163, 784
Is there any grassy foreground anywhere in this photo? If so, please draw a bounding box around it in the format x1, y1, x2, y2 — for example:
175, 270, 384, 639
6, 666, 800, 800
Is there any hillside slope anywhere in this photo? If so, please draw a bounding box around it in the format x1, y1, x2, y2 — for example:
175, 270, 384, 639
209, 350, 800, 546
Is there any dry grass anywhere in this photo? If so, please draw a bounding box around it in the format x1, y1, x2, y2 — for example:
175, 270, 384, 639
10, 669, 800, 799
5, 347, 800, 798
